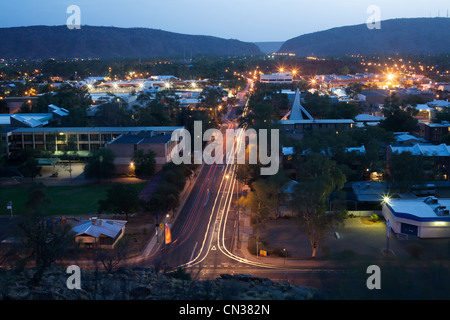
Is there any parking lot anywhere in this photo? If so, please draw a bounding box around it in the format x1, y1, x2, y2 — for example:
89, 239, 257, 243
258, 215, 450, 261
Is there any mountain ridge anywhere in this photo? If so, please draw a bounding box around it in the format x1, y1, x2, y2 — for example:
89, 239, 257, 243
0, 25, 262, 59
278, 17, 450, 57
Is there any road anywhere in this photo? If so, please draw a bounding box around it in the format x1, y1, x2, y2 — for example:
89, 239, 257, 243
131, 79, 347, 289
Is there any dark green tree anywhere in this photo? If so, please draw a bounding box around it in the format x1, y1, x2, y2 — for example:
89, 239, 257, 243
84, 147, 116, 182
98, 184, 142, 219
133, 149, 156, 177
387, 151, 425, 193
25, 182, 52, 214
379, 93, 418, 132
291, 153, 346, 258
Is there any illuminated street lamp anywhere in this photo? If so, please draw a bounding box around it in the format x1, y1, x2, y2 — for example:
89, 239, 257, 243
382, 195, 391, 205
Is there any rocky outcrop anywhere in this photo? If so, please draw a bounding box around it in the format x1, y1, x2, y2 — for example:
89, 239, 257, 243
0, 267, 321, 300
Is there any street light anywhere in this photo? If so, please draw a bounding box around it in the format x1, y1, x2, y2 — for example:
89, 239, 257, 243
382, 195, 391, 205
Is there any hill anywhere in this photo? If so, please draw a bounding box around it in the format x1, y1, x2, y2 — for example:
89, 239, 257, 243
0, 25, 261, 59
278, 18, 450, 57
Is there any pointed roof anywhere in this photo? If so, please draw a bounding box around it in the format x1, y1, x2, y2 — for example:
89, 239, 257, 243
289, 89, 313, 121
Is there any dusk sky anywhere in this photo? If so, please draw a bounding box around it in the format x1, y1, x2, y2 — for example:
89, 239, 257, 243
0, 0, 448, 42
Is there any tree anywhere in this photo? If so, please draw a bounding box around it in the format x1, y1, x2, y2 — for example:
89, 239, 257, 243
387, 151, 425, 193
379, 93, 418, 132
266, 170, 291, 219
345, 83, 362, 99
63, 135, 78, 182
291, 153, 346, 258
18, 154, 42, 182
338, 65, 350, 75
147, 182, 180, 216
95, 237, 130, 272
19, 216, 74, 285
84, 147, 115, 182
25, 182, 52, 214
94, 101, 131, 127
19, 183, 72, 286
132, 149, 156, 177
98, 184, 142, 219
147, 162, 188, 217
239, 179, 279, 253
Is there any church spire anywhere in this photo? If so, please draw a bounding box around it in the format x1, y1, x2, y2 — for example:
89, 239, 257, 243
289, 88, 313, 120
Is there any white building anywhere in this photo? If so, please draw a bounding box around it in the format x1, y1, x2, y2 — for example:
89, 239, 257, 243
382, 197, 450, 238
260, 72, 293, 84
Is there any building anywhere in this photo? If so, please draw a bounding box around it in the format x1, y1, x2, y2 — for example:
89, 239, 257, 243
417, 121, 450, 143
428, 99, 450, 110
354, 114, 385, 127
72, 217, 127, 249
387, 143, 450, 180
4, 126, 183, 158
277, 89, 354, 140
382, 197, 450, 238
106, 131, 177, 174
4, 96, 38, 114
259, 72, 293, 84
0, 104, 69, 129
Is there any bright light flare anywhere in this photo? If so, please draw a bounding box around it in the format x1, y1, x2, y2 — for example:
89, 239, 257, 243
381, 195, 392, 205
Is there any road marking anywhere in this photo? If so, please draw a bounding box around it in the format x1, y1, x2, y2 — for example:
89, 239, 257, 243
188, 242, 198, 265
211, 245, 217, 250
204, 193, 209, 206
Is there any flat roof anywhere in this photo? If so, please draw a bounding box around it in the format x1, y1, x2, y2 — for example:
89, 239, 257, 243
352, 181, 387, 202
109, 133, 172, 145
0, 113, 53, 126
386, 197, 450, 222
9, 126, 184, 133
278, 119, 354, 125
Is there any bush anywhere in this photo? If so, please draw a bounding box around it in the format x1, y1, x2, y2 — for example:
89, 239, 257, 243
370, 214, 380, 222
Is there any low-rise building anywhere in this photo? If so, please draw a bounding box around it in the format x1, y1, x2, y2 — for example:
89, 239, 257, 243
4, 126, 182, 158
387, 143, 450, 180
382, 197, 450, 238
260, 72, 293, 84
72, 217, 127, 249
106, 131, 177, 174
417, 121, 450, 143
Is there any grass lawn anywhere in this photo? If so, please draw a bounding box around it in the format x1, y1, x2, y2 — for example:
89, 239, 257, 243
0, 183, 147, 216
